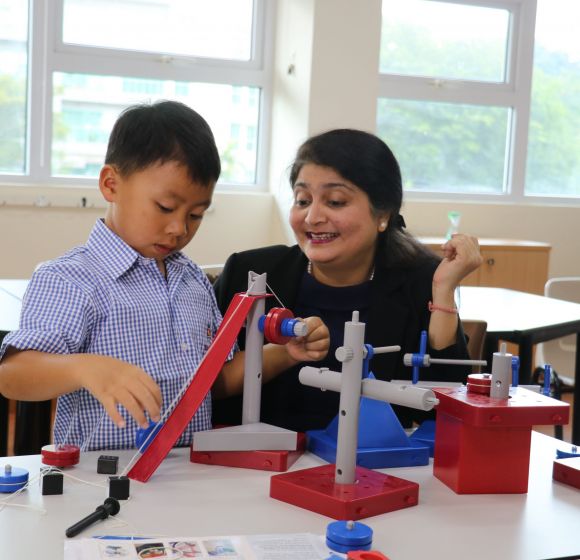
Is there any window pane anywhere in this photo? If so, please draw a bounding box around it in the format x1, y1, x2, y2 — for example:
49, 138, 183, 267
0, 0, 28, 174
380, 0, 509, 83
377, 99, 508, 194
62, 0, 254, 61
52, 73, 260, 183
525, 0, 580, 197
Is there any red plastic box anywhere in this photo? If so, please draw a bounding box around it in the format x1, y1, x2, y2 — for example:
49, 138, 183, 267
433, 386, 569, 494
553, 457, 580, 490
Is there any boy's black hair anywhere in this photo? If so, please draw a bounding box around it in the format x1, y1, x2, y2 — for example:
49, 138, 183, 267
105, 100, 220, 187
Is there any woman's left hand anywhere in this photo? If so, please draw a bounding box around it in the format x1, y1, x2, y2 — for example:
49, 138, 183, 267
432, 234, 483, 293
286, 316, 330, 363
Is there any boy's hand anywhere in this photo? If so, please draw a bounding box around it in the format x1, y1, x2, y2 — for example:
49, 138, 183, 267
285, 316, 329, 363
78, 355, 162, 429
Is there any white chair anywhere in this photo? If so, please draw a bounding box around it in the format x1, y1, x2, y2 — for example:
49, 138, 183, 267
535, 276, 580, 389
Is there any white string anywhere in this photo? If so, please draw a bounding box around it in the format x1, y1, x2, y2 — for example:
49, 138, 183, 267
56, 468, 107, 490
58, 390, 81, 447
121, 283, 259, 476
0, 501, 47, 513
80, 408, 107, 452
265, 281, 287, 309
0, 472, 47, 514
0, 285, 23, 301
96, 516, 167, 540
0, 461, 116, 516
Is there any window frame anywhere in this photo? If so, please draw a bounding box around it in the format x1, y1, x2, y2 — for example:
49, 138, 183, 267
1, 0, 274, 201
376, 0, 579, 204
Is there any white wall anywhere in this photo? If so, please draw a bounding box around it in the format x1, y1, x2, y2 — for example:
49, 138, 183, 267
269, 0, 382, 240
0, 191, 288, 278
1, 0, 579, 281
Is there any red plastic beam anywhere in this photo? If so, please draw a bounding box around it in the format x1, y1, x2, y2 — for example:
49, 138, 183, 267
128, 293, 264, 482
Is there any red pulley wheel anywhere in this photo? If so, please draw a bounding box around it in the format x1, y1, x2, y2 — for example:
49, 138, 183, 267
264, 307, 294, 344
467, 373, 492, 395
41, 444, 80, 467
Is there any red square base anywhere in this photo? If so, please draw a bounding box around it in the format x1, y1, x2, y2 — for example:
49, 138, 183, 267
553, 457, 580, 490
190, 433, 306, 472
270, 464, 418, 520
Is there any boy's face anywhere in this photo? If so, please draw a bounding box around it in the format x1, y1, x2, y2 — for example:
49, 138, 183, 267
99, 161, 214, 267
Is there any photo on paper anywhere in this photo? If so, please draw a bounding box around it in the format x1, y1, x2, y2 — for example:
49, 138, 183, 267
134, 542, 169, 558
169, 541, 202, 558
202, 538, 238, 557
99, 542, 131, 557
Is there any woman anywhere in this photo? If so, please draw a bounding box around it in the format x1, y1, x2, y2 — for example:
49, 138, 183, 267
213, 129, 482, 431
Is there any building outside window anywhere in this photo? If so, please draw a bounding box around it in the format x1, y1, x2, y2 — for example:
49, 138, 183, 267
0, 0, 270, 190
378, 0, 580, 200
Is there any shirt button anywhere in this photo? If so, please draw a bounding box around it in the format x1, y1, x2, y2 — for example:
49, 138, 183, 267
181, 343, 189, 351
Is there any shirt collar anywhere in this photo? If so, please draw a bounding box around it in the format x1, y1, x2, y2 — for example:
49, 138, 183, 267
86, 219, 190, 279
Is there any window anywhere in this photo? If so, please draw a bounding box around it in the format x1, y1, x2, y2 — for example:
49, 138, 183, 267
0, 0, 271, 191
526, 0, 580, 197
378, 0, 580, 201
0, 0, 28, 175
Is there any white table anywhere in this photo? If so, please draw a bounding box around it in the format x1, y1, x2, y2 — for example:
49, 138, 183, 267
0, 279, 26, 333
0, 432, 578, 560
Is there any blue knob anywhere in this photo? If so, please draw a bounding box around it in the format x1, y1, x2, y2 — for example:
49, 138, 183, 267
326, 520, 373, 553
135, 421, 163, 452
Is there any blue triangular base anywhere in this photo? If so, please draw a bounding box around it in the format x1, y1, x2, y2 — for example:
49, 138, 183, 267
307, 393, 430, 469
409, 419, 436, 457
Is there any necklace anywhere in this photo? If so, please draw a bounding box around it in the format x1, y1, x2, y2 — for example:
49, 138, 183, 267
307, 261, 375, 282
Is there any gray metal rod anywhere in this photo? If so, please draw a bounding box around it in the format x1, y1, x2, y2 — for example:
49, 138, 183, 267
428, 357, 487, 366
335, 311, 365, 485
490, 342, 512, 399
371, 345, 401, 354
299, 367, 438, 411
242, 271, 266, 425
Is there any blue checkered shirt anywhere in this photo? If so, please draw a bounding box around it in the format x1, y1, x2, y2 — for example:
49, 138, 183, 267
0, 219, 231, 450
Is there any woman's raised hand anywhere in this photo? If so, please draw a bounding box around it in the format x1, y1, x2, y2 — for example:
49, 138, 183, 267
432, 234, 483, 293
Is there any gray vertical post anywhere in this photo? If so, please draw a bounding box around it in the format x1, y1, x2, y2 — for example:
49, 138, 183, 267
490, 342, 512, 399
242, 271, 267, 425
334, 311, 366, 484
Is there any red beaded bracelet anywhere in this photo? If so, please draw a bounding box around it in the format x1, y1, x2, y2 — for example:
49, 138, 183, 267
428, 301, 458, 314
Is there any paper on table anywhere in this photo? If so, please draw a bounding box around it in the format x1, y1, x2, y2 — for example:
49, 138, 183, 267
64, 533, 338, 560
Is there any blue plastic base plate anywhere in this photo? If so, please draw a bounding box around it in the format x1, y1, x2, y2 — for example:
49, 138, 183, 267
307, 430, 430, 468
409, 419, 436, 457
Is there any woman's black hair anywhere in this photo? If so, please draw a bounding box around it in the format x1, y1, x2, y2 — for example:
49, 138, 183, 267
105, 100, 220, 187
289, 129, 435, 267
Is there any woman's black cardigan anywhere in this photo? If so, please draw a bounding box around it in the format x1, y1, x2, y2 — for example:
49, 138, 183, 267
212, 244, 470, 431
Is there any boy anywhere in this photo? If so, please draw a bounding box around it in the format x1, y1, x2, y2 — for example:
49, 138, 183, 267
0, 101, 328, 450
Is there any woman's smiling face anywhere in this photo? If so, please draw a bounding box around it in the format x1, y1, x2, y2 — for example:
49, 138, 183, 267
290, 163, 387, 284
